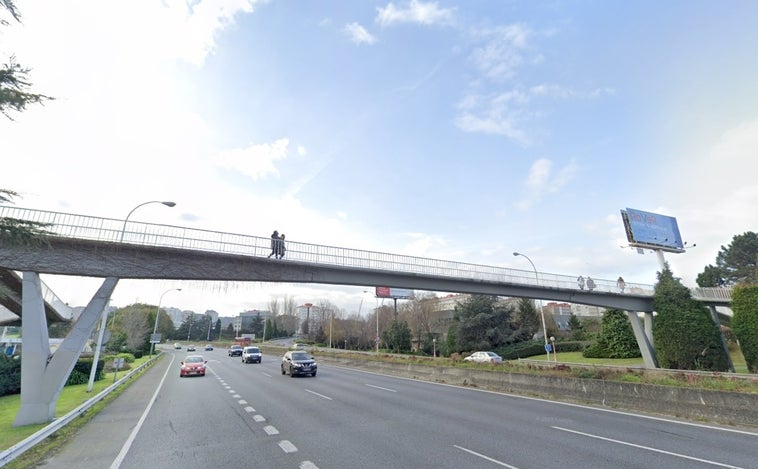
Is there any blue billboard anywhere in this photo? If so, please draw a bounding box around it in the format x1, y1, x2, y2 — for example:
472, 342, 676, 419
621, 208, 684, 252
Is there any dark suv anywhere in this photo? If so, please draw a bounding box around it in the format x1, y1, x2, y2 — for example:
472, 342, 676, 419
228, 345, 243, 357
281, 351, 317, 377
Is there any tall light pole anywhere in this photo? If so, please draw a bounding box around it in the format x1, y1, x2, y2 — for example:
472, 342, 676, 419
150, 288, 181, 356
119, 200, 176, 242
513, 252, 550, 361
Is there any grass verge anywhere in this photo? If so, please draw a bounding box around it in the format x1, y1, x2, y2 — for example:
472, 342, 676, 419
0, 354, 160, 467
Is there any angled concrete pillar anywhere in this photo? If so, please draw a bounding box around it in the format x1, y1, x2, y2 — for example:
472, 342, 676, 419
643, 312, 654, 346
14, 276, 118, 426
709, 306, 735, 373
626, 311, 659, 369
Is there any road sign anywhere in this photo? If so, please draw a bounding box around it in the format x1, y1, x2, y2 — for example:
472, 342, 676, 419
150, 333, 162, 344
545, 343, 552, 352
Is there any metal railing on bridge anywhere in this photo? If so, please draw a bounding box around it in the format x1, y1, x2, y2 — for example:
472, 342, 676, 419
0, 206, 732, 304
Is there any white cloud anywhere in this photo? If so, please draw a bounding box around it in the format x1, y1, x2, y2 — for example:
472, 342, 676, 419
514, 158, 578, 210
343, 22, 376, 45
469, 24, 532, 80
214, 139, 290, 180
376, 0, 455, 27
455, 90, 531, 143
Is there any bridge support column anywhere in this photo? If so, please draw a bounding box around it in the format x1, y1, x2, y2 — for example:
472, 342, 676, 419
709, 306, 735, 373
626, 311, 658, 369
14, 276, 118, 427
643, 312, 654, 346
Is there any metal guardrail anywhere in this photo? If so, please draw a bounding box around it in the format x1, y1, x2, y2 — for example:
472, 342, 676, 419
0, 206, 732, 303
0, 353, 162, 467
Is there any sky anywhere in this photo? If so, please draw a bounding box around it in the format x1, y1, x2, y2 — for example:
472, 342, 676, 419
2, 0, 757, 319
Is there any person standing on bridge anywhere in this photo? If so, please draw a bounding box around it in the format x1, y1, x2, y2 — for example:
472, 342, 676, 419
586, 276, 596, 291
577, 275, 585, 290
268, 230, 280, 258
617, 276, 626, 293
277, 234, 286, 259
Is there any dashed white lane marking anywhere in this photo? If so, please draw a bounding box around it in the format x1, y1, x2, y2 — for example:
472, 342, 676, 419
365, 383, 397, 392
228, 389, 235, 393
232, 394, 241, 398
305, 389, 332, 400
238, 399, 247, 404
299, 461, 319, 469
454, 445, 519, 468
244, 406, 255, 413
264, 425, 279, 435
224, 385, 230, 389
552, 426, 744, 468
261, 372, 272, 377
278, 440, 298, 453
253, 415, 266, 422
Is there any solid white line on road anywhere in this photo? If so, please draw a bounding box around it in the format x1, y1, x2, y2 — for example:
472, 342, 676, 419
110, 355, 176, 469
365, 383, 397, 392
264, 425, 279, 435
552, 426, 743, 469
278, 440, 298, 453
253, 414, 266, 422
305, 389, 332, 400
453, 445, 519, 468
299, 461, 319, 469
244, 406, 256, 413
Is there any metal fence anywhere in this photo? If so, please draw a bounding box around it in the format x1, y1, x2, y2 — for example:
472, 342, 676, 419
0, 206, 732, 303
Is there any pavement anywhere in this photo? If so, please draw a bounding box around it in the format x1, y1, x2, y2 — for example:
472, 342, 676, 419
34, 353, 174, 468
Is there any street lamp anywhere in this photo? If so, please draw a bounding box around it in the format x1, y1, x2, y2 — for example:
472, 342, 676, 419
433, 337, 436, 358
119, 200, 176, 242
513, 252, 550, 361
150, 288, 181, 356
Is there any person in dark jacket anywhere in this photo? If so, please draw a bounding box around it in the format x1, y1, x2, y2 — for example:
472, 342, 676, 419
268, 231, 279, 258
277, 234, 286, 259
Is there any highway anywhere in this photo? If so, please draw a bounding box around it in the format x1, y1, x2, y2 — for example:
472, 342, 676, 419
43, 348, 757, 469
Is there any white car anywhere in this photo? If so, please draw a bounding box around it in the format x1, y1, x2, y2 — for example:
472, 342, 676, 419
464, 351, 503, 364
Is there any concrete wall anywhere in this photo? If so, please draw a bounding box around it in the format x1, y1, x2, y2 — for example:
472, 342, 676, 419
319, 356, 758, 428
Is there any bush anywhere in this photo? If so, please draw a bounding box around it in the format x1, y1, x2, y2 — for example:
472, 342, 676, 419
731, 285, 758, 373
497, 341, 547, 360
0, 355, 21, 397
65, 358, 104, 386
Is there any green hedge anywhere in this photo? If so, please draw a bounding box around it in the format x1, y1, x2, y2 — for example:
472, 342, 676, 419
732, 285, 758, 373
1, 355, 105, 396
0, 355, 21, 397
497, 340, 587, 360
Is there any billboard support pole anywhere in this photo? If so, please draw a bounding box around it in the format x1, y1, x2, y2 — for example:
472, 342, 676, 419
654, 249, 666, 272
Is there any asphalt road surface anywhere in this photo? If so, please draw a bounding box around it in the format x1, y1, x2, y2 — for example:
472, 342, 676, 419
41, 347, 758, 469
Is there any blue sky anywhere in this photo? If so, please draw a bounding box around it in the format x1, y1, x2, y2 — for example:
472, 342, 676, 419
2, 1, 757, 317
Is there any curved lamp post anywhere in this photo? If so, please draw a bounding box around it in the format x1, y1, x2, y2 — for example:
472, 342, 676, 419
150, 288, 181, 356
513, 252, 550, 360
119, 200, 176, 242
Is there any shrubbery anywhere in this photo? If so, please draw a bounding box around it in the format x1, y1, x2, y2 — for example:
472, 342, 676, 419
0, 355, 22, 397
731, 285, 758, 373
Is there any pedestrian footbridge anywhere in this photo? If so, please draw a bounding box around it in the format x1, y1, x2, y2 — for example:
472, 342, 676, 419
0, 205, 735, 425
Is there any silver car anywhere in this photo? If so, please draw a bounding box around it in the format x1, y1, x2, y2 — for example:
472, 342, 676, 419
463, 351, 503, 364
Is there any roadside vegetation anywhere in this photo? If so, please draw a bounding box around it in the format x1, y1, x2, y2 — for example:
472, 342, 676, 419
0, 354, 158, 466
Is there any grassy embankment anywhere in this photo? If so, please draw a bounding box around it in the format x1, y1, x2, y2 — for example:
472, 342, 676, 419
0, 354, 158, 458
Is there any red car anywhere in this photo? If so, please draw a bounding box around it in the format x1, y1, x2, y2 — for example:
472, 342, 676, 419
180, 355, 207, 377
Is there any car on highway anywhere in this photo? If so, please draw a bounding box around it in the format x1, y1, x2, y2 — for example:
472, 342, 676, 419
241, 346, 262, 364
228, 344, 243, 357
463, 351, 503, 364
173, 343, 182, 350
281, 350, 317, 377
187, 345, 196, 352
179, 355, 207, 377
204, 344, 214, 351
